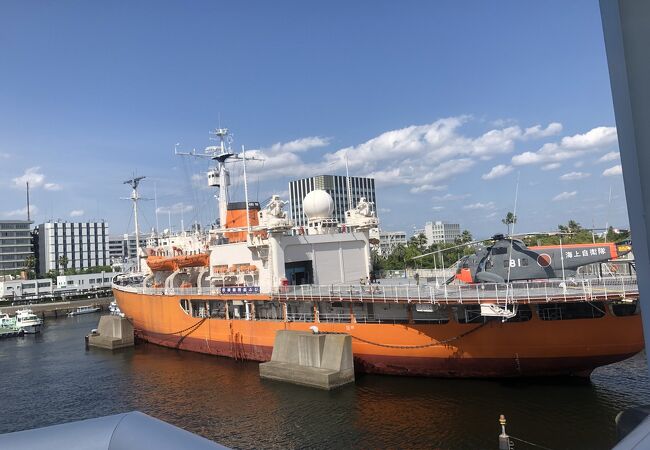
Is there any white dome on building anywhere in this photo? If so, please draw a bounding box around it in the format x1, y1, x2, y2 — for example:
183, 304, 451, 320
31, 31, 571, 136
303, 190, 334, 221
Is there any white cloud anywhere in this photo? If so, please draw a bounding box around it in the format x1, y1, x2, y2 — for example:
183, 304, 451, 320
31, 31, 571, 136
602, 165, 623, 177
317, 118, 559, 186
541, 163, 561, 171
559, 171, 590, 181
432, 206, 445, 211
4, 205, 39, 218
512, 126, 617, 166
44, 183, 62, 191
244, 118, 565, 192
12, 167, 45, 188
189, 172, 212, 190
482, 164, 513, 180
378, 207, 391, 213
69, 209, 84, 217
598, 151, 620, 163
0, 152, 9, 159
409, 184, 446, 194
463, 201, 496, 210
432, 193, 470, 202
156, 203, 194, 214
522, 122, 563, 139
268, 137, 330, 153
552, 191, 577, 201
12, 167, 62, 191
574, 161, 584, 168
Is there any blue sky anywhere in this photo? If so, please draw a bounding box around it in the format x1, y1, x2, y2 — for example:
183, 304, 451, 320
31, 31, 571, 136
0, 1, 627, 239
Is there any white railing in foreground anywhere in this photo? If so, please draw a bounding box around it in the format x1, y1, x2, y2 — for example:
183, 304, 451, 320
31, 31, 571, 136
112, 276, 638, 304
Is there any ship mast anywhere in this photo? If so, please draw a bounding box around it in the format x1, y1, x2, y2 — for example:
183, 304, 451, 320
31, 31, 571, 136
176, 128, 234, 229
175, 127, 261, 232
211, 128, 234, 229
124, 176, 145, 272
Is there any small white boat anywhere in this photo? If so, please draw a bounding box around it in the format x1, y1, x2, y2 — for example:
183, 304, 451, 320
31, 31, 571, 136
108, 300, 124, 316
15, 309, 43, 334
0, 313, 15, 328
68, 305, 101, 316
0, 312, 24, 338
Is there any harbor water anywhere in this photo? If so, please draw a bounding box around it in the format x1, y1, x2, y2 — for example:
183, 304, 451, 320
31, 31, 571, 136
0, 313, 648, 449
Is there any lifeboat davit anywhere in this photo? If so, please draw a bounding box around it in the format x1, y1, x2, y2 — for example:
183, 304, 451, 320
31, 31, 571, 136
146, 254, 209, 272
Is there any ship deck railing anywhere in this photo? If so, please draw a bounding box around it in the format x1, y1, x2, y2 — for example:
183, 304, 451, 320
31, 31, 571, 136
112, 275, 638, 305
274, 276, 638, 305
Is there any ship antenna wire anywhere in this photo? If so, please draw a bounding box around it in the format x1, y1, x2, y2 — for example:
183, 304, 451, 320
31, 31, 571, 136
345, 152, 352, 210
154, 182, 159, 233
242, 145, 251, 238
505, 172, 521, 302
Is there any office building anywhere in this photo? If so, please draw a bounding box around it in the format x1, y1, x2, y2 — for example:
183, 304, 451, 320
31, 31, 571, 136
371, 229, 407, 256
108, 236, 125, 262
0, 277, 53, 299
0, 220, 33, 274
416, 221, 461, 245
289, 175, 376, 227
108, 234, 147, 263
380, 230, 407, 255
38, 221, 110, 274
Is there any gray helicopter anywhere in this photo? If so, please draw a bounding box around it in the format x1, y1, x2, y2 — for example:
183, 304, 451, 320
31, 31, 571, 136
413, 234, 632, 284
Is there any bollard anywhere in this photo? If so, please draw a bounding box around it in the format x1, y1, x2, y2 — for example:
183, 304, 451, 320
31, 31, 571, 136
498, 415, 511, 450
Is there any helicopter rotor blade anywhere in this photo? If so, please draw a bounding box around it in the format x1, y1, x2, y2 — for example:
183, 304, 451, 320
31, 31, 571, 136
507, 230, 574, 238
411, 239, 489, 260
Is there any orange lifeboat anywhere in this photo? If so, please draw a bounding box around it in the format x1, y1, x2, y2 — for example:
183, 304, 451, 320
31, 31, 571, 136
146, 253, 209, 272
176, 253, 210, 269
147, 255, 178, 271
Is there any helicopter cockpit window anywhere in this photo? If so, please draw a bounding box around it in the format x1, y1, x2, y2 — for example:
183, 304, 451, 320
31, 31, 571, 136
492, 247, 508, 255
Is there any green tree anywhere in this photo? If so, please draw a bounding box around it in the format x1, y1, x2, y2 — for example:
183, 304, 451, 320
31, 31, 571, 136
606, 226, 630, 243
502, 212, 517, 235
58, 255, 69, 275
408, 233, 428, 252
45, 270, 58, 282
24, 255, 36, 279
455, 230, 473, 244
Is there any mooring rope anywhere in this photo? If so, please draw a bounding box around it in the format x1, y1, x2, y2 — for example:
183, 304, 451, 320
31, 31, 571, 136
158, 318, 207, 336
510, 435, 556, 450
324, 322, 487, 349
172, 318, 207, 349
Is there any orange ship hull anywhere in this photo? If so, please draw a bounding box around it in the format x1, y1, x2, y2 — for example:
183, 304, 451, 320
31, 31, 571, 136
114, 289, 644, 378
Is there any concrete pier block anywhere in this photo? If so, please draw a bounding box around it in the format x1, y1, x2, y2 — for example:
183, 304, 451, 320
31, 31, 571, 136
259, 330, 354, 390
88, 315, 134, 350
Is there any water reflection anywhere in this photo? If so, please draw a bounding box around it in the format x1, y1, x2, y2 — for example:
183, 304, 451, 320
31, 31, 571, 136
0, 314, 647, 450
